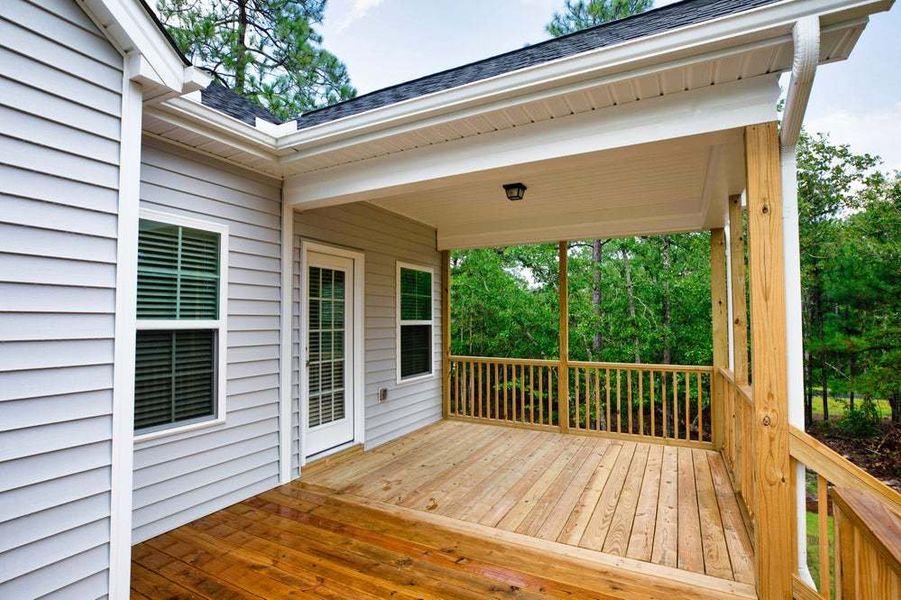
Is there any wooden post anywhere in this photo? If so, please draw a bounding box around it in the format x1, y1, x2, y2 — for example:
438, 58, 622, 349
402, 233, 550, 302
710, 228, 728, 448
558, 241, 569, 432
729, 194, 750, 385
745, 122, 792, 600
441, 250, 451, 418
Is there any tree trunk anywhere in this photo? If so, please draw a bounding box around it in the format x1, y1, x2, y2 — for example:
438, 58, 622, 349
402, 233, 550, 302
820, 355, 829, 422
234, 0, 250, 93
591, 239, 604, 359
804, 349, 813, 425
848, 355, 855, 412
890, 391, 900, 424
661, 236, 672, 364
621, 245, 640, 363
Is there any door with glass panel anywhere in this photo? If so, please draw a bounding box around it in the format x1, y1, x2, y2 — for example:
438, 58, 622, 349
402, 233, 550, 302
304, 251, 354, 457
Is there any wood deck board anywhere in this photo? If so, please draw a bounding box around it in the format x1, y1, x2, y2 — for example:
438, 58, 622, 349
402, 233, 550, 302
132, 421, 756, 599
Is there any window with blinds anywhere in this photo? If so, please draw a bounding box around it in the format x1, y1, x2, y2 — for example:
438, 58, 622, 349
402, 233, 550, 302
134, 215, 225, 436
397, 265, 433, 381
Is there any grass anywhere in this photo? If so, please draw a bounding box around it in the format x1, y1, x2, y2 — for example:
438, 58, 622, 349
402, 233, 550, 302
805, 510, 835, 598
809, 394, 892, 420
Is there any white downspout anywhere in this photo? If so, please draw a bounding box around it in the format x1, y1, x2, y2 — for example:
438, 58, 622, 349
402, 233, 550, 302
780, 15, 819, 588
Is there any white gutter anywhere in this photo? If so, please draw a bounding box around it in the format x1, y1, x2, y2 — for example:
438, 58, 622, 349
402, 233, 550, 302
780, 15, 820, 590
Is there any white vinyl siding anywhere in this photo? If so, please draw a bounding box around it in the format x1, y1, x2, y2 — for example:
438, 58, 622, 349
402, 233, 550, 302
293, 203, 442, 474
0, 0, 122, 597
132, 139, 283, 543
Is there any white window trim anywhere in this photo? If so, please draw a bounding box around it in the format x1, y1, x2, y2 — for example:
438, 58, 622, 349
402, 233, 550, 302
396, 261, 436, 385
133, 208, 229, 443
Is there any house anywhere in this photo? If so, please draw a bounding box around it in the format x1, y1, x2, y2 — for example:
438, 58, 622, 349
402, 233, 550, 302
0, 0, 898, 598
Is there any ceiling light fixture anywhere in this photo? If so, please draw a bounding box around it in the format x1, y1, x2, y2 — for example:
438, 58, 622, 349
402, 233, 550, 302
503, 182, 527, 201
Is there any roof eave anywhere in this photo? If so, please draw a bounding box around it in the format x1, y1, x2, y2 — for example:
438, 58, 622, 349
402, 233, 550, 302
275, 0, 892, 152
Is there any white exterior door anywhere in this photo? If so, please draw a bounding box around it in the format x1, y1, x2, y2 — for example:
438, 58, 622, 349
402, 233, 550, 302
304, 251, 355, 457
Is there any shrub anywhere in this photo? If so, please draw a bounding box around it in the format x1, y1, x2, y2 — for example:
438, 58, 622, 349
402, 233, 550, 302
837, 397, 881, 438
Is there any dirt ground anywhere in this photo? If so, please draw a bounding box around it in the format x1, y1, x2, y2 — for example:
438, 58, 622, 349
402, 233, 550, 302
809, 420, 901, 492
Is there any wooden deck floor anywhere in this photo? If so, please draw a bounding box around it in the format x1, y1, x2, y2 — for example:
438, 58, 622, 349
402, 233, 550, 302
131, 421, 756, 599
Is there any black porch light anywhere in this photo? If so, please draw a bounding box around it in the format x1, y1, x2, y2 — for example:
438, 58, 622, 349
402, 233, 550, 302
502, 182, 527, 202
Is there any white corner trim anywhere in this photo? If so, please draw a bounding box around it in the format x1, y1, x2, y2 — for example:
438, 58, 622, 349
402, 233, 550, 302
279, 202, 294, 483
108, 70, 143, 600
395, 261, 437, 386
257, 118, 299, 136
298, 240, 366, 468
133, 209, 230, 444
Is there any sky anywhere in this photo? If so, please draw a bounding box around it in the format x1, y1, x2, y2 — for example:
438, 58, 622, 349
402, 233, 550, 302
319, 0, 901, 171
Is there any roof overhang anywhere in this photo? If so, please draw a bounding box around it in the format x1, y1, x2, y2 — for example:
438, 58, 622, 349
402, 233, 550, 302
77, 0, 210, 101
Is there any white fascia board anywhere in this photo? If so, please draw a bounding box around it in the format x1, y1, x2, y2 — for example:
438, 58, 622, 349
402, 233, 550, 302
79, 0, 189, 94
284, 75, 779, 208
147, 96, 282, 166
275, 0, 891, 153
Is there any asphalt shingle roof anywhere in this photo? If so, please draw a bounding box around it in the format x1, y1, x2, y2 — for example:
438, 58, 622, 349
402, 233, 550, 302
292, 0, 780, 130
200, 82, 282, 125
195, 0, 781, 129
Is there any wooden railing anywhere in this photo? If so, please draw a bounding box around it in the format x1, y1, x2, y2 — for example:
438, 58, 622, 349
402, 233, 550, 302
448, 357, 560, 428
567, 361, 712, 444
715, 367, 755, 525
789, 426, 901, 600
831, 487, 900, 599
447, 356, 712, 446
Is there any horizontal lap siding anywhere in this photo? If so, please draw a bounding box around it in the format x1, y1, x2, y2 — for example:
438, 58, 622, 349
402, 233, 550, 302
132, 140, 283, 543
293, 203, 442, 472
0, 0, 122, 597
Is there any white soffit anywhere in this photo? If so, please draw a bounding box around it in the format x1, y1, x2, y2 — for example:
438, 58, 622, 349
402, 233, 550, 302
365, 129, 745, 249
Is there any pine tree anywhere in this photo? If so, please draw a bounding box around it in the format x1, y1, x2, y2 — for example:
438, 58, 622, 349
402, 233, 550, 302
546, 0, 654, 36
157, 0, 355, 119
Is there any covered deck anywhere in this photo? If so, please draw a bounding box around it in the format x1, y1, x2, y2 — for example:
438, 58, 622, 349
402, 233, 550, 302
131, 421, 756, 599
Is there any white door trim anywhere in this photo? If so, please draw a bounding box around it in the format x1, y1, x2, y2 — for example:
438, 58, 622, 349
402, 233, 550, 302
299, 240, 365, 469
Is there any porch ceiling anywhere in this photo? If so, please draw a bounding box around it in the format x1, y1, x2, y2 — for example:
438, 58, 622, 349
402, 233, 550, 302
370, 129, 744, 249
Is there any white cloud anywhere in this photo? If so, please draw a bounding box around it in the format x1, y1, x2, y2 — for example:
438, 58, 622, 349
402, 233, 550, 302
804, 102, 901, 173
337, 0, 387, 31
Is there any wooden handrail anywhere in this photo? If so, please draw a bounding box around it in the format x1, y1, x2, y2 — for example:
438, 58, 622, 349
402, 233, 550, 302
449, 355, 559, 367
832, 487, 901, 567
789, 426, 901, 512
569, 360, 711, 372
831, 487, 901, 598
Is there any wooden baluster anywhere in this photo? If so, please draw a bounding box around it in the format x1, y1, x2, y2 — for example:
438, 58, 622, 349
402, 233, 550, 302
494, 362, 499, 420
574, 367, 581, 430
477, 362, 483, 418
530, 365, 535, 424
538, 366, 544, 425
512, 364, 518, 422
616, 369, 622, 433
594, 368, 601, 431
817, 475, 830, 599
673, 371, 679, 440
638, 369, 644, 435
519, 364, 524, 423
627, 369, 633, 434
697, 372, 704, 442
503, 363, 508, 421
650, 371, 656, 437
685, 371, 691, 441
605, 368, 611, 433
584, 368, 590, 430
548, 366, 554, 427
662, 371, 668, 438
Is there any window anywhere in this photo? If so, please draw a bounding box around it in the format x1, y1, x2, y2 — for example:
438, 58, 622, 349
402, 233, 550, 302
396, 262, 434, 382
134, 211, 228, 439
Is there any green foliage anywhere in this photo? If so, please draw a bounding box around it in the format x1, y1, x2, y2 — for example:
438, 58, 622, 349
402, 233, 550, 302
838, 397, 882, 438
798, 130, 900, 426
546, 0, 654, 36
450, 233, 712, 365
157, 0, 355, 119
